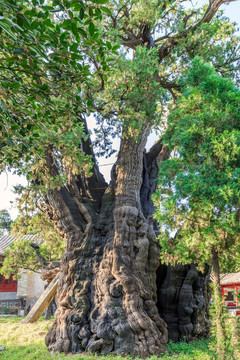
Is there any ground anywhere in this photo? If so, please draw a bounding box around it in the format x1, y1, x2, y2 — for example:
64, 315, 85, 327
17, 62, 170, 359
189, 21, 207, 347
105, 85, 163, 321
0, 317, 239, 359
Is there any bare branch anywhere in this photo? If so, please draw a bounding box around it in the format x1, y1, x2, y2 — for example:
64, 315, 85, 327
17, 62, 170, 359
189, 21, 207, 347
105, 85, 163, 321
157, 76, 182, 92
183, 11, 197, 29
30, 243, 49, 268
120, 35, 142, 49
155, 32, 173, 44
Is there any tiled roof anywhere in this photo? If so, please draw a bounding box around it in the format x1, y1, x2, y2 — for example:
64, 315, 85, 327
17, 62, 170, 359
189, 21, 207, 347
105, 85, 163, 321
0, 235, 40, 255
220, 272, 240, 285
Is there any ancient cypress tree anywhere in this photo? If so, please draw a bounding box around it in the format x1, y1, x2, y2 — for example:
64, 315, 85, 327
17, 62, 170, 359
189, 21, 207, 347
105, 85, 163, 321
1, 0, 240, 357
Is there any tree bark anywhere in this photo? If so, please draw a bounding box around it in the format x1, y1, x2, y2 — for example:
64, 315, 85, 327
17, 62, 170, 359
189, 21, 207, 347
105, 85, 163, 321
157, 264, 211, 342
45, 128, 168, 356
211, 246, 227, 360
44, 131, 210, 357
45, 300, 53, 320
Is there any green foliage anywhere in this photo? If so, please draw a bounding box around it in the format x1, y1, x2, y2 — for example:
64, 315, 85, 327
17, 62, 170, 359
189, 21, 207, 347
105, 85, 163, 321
153, 57, 240, 271
97, 46, 168, 142
0, 212, 64, 279
90, 1, 240, 156
12, 212, 65, 261
0, 209, 12, 235
0, 0, 112, 171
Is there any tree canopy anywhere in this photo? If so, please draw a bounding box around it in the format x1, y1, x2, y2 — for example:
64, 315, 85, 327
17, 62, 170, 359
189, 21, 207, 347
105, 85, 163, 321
153, 57, 240, 359
0, 212, 64, 279
1, 0, 240, 178
153, 57, 240, 272
0, 0, 113, 169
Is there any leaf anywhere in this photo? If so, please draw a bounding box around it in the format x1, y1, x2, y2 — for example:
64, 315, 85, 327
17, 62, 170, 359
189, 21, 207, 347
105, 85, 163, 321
79, 8, 85, 20
112, 44, 120, 51
71, 22, 78, 36
85, 39, 94, 45
70, 42, 78, 52
100, 6, 111, 15
97, 0, 108, 4
9, 82, 21, 89
88, 22, 95, 37
61, 19, 72, 31
0, 21, 17, 40
78, 27, 87, 37
106, 41, 111, 50
89, 7, 93, 17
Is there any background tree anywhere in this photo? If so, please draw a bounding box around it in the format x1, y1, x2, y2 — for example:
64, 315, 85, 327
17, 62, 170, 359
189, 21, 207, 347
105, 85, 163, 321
0, 209, 12, 235
1, 0, 240, 357
153, 58, 240, 359
0, 211, 65, 320
0, 212, 65, 280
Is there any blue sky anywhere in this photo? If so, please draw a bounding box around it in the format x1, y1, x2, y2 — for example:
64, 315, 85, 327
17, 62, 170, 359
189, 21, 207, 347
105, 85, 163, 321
199, 0, 240, 24
0, 0, 240, 220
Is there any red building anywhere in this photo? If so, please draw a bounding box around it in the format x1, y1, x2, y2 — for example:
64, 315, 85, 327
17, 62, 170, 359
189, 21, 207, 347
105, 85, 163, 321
0, 235, 48, 315
0, 236, 18, 298
0, 256, 17, 293
220, 273, 240, 315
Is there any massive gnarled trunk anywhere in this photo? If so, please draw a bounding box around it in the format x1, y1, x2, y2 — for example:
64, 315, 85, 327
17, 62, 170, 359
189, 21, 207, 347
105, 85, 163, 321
43, 121, 210, 357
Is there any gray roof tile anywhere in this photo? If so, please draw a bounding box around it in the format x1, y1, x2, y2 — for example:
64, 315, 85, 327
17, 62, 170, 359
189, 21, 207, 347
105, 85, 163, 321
220, 272, 240, 286
0, 235, 41, 255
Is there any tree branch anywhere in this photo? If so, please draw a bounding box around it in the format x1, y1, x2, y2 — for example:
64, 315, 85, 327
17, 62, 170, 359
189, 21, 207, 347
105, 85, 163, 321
30, 243, 49, 268
156, 76, 182, 92
146, 139, 163, 167
183, 11, 197, 29
158, 0, 236, 61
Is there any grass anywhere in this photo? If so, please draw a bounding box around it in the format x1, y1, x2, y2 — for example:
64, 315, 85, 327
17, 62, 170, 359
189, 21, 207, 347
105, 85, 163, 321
0, 316, 239, 360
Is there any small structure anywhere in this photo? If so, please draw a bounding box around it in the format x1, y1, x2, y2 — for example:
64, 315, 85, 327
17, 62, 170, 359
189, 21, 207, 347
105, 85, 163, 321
220, 272, 240, 316
0, 235, 47, 315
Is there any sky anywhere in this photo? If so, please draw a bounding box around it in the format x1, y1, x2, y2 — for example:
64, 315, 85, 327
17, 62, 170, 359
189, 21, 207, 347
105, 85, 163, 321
0, 0, 240, 221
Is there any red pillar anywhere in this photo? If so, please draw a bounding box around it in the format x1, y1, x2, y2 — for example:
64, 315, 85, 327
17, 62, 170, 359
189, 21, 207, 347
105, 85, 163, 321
235, 285, 239, 306
221, 286, 225, 305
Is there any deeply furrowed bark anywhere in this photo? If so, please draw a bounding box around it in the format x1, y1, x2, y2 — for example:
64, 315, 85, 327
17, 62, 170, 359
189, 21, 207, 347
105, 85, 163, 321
45, 133, 210, 357
157, 264, 211, 342
46, 129, 169, 356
